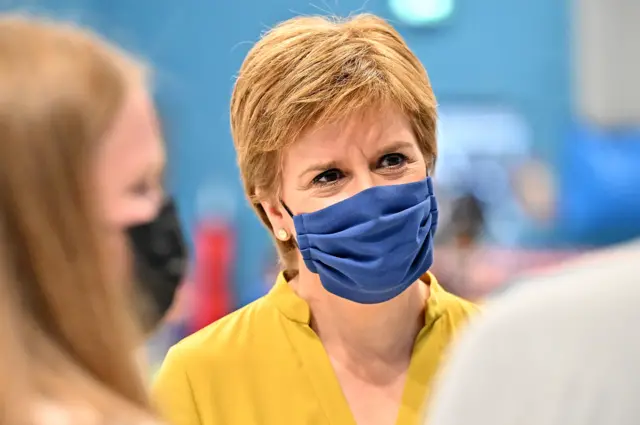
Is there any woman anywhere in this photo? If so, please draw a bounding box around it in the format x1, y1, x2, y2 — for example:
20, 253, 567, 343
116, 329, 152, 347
153, 14, 477, 425
0, 16, 186, 424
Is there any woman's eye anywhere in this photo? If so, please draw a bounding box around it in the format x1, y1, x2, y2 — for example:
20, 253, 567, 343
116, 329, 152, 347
312, 168, 344, 186
131, 181, 152, 196
131, 179, 164, 200
378, 153, 408, 169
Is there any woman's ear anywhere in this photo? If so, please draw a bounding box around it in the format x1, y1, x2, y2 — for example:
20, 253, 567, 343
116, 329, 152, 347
261, 199, 285, 226
256, 188, 286, 231
257, 188, 295, 243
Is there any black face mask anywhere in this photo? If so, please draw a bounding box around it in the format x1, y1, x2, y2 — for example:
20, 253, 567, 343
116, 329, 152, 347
128, 199, 188, 333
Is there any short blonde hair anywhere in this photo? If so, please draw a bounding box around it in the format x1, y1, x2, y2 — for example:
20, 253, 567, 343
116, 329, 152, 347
231, 14, 437, 271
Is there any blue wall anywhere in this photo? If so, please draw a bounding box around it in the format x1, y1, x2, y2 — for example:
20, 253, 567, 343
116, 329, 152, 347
1, 0, 571, 302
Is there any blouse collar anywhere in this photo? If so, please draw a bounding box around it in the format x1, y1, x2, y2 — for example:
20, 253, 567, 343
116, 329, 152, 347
267, 271, 446, 327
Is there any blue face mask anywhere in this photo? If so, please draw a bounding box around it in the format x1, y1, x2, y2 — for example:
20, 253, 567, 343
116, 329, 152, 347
282, 177, 438, 304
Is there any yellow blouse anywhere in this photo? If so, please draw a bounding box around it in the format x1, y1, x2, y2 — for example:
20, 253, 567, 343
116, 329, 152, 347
152, 272, 478, 425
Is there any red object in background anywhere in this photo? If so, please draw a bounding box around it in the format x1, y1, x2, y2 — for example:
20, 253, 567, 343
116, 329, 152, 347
190, 219, 235, 333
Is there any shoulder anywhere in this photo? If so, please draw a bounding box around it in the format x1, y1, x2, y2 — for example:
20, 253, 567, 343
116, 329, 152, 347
435, 241, 640, 376
426, 244, 640, 425
428, 274, 480, 326
152, 294, 280, 419
436, 289, 479, 319
164, 294, 276, 370
496, 241, 640, 330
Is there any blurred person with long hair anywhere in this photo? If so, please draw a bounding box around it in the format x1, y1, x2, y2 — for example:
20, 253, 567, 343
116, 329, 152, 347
425, 239, 640, 425
0, 15, 186, 425
153, 14, 477, 425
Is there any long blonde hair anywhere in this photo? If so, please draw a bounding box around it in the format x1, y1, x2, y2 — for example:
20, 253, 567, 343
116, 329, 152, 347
0, 15, 153, 424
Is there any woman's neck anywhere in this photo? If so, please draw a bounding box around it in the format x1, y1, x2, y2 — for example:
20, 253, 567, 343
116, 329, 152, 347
290, 269, 428, 370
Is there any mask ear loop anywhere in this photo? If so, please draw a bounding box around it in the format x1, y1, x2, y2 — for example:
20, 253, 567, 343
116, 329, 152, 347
279, 200, 299, 248
280, 200, 294, 218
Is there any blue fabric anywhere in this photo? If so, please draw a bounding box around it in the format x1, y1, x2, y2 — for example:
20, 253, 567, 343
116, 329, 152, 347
292, 177, 438, 304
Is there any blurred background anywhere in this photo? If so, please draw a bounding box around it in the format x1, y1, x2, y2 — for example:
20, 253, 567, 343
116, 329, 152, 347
6, 0, 640, 375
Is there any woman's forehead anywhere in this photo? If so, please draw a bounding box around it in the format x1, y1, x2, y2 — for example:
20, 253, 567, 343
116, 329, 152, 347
284, 106, 416, 159
97, 89, 164, 178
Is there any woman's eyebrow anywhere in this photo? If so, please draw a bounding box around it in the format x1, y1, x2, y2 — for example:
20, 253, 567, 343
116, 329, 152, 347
372, 140, 415, 157
298, 160, 340, 180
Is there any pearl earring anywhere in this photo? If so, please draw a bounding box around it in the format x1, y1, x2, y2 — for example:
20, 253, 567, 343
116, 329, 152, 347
276, 228, 290, 241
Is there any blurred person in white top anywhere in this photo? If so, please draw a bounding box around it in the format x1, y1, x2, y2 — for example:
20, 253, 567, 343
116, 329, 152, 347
0, 15, 186, 425
425, 239, 640, 425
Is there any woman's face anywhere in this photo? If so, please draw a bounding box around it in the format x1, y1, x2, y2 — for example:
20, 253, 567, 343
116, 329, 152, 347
94, 88, 165, 275
265, 105, 428, 239
96, 88, 165, 229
